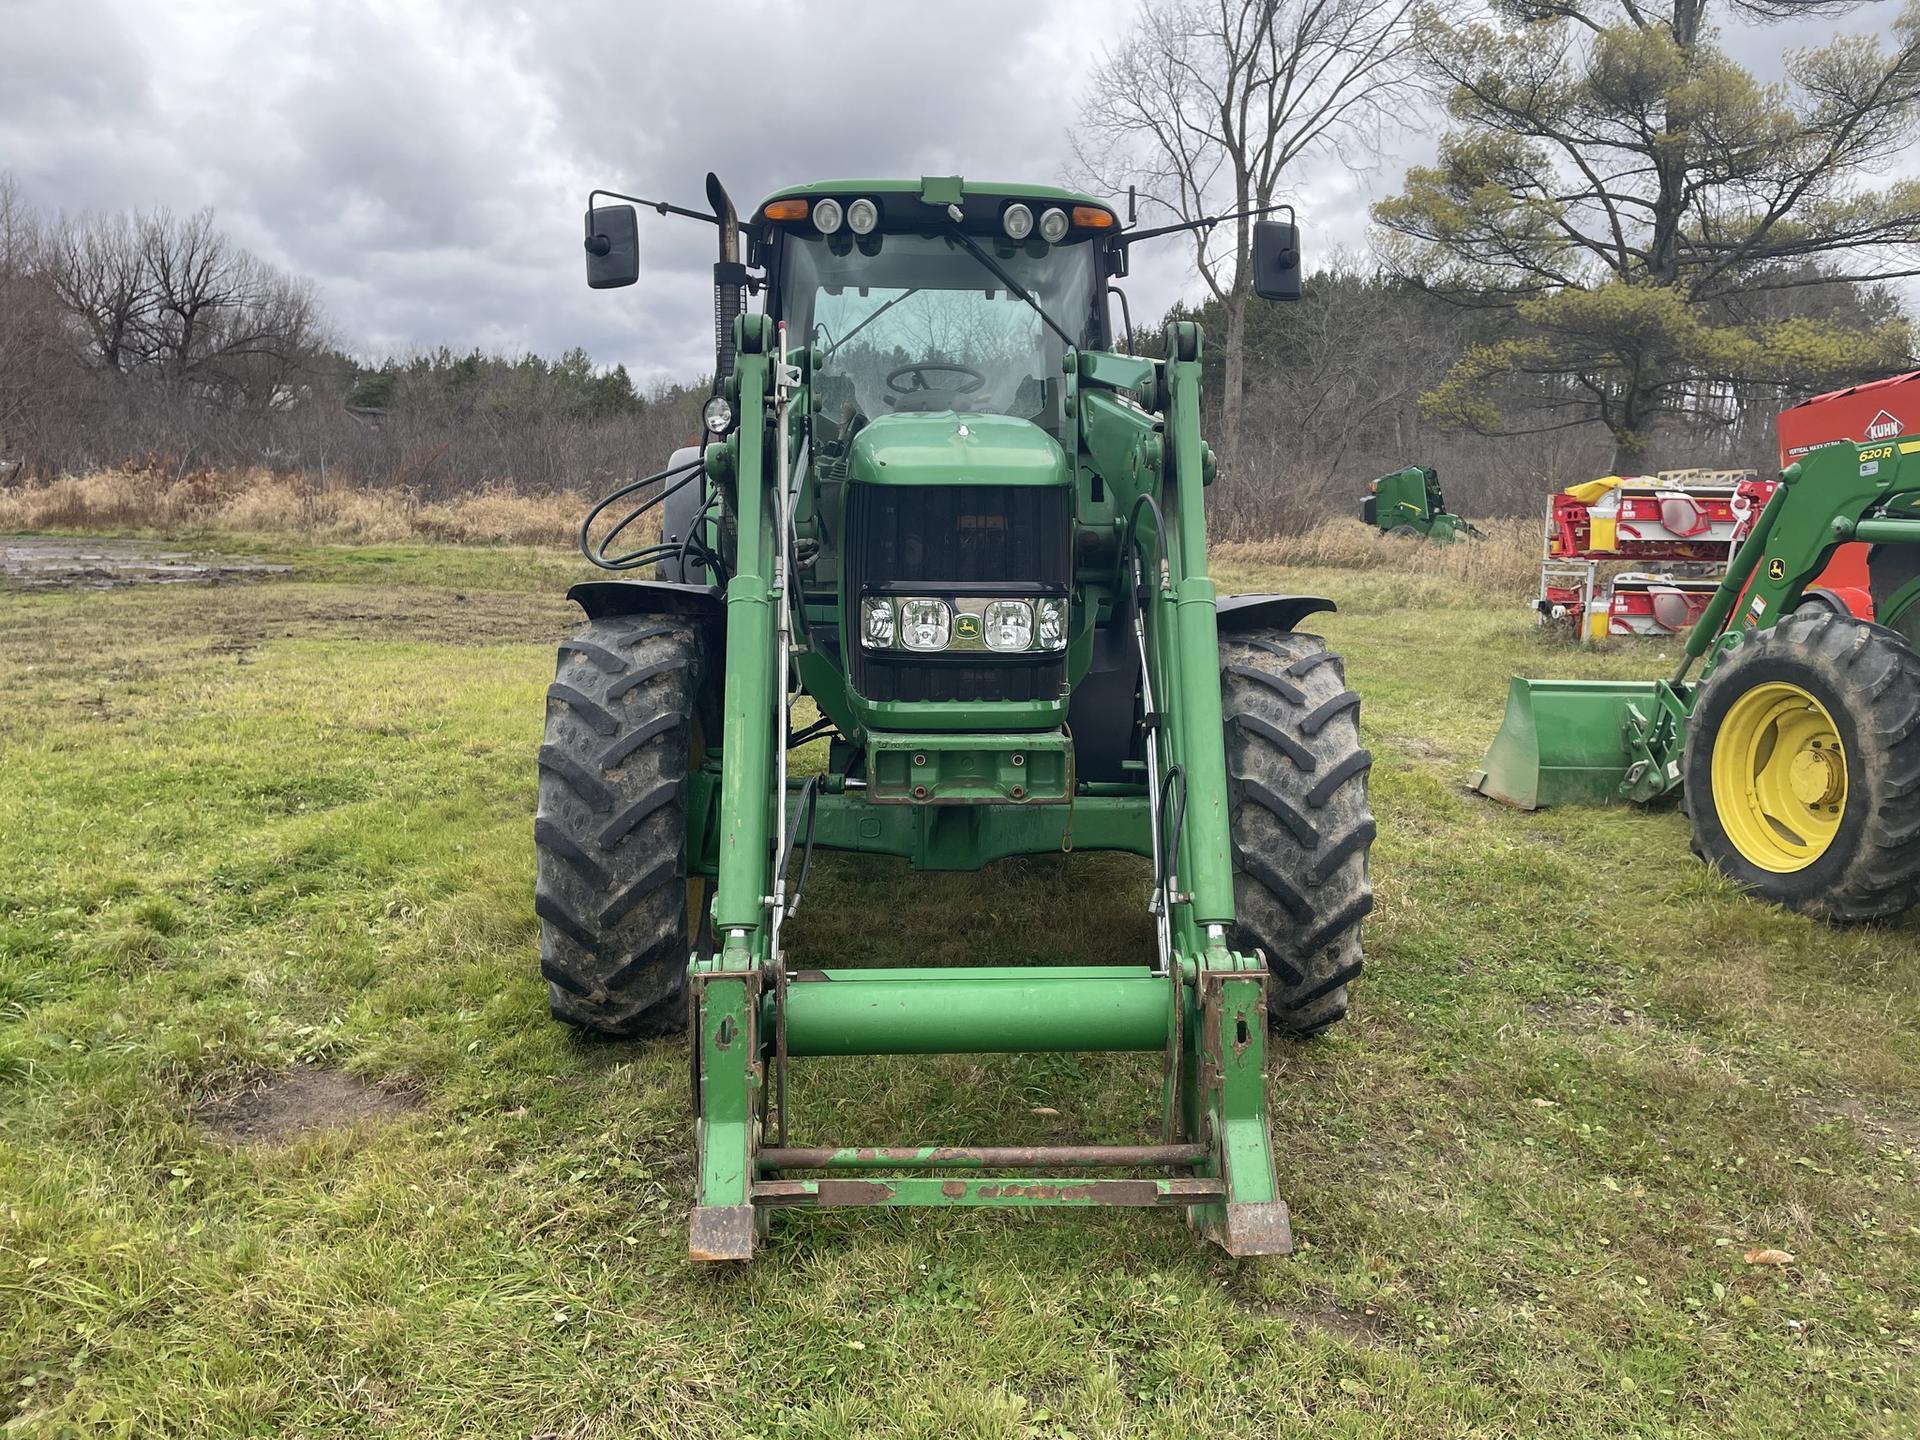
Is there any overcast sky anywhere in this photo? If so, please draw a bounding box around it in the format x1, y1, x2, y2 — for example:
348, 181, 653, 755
0, 0, 1902, 387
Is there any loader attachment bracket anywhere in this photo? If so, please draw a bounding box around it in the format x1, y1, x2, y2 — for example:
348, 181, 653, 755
685, 950, 1292, 1262
1618, 680, 1693, 804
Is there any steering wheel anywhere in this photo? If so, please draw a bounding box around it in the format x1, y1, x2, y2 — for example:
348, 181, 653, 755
886, 362, 987, 396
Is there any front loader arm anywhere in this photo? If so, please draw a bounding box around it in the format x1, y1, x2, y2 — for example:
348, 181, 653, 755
688, 316, 1291, 1262
688, 313, 781, 1261
1619, 440, 1920, 803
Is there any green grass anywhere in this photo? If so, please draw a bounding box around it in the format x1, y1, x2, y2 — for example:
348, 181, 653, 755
2, 545, 1917, 1438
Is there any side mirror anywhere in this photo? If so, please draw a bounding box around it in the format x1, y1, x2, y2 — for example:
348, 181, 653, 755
585, 205, 639, 289
1250, 220, 1301, 302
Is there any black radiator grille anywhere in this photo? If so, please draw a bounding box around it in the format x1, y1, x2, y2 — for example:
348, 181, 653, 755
847, 484, 1072, 705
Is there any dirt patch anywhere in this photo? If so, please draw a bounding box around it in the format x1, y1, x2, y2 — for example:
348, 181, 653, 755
1237, 1292, 1395, 1348
1527, 995, 1647, 1030
1794, 1091, 1920, 1150
199, 1066, 417, 1145
0, 582, 577, 670
1292, 1300, 1393, 1348
2, 536, 290, 591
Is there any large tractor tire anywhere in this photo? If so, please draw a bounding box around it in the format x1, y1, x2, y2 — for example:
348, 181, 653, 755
535, 615, 707, 1035
1683, 612, 1920, 922
1221, 630, 1376, 1036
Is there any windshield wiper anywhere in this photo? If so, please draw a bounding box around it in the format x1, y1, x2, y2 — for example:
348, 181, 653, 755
943, 231, 1077, 351
825, 287, 922, 359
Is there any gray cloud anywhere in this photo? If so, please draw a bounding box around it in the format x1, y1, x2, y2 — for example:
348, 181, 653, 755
0, 0, 1908, 385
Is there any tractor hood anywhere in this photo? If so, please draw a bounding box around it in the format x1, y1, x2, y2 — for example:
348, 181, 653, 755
847, 412, 1069, 488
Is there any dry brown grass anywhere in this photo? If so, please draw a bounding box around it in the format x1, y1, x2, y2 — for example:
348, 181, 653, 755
1215, 516, 1540, 596
2, 473, 1539, 595
0, 469, 584, 547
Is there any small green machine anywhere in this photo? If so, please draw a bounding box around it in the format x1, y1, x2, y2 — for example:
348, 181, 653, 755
1474, 436, 1920, 920
537, 176, 1377, 1259
1362, 465, 1475, 542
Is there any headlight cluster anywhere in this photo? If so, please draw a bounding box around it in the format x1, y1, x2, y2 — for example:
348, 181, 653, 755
859, 596, 1068, 654
1003, 204, 1070, 243
814, 196, 879, 235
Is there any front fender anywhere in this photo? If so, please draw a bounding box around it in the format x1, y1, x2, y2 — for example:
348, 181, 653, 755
1215, 593, 1336, 634
567, 579, 724, 622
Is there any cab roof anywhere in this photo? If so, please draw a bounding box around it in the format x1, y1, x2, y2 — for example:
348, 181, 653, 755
756, 177, 1111, 219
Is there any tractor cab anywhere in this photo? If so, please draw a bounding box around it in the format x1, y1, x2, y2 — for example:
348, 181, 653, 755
755, 182, 1113, 448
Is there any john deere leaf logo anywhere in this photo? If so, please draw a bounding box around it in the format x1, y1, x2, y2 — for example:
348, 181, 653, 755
1767, 558, 1786, 580
955, 614, 981, 639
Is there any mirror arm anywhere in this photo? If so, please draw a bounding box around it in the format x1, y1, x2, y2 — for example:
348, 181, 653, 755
1117, 201, 1296, 247
589, 188, 721, 228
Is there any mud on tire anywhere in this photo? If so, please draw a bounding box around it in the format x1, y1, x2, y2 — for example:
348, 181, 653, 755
535, 616, 706, 1035
1221, 630, 1376, 1036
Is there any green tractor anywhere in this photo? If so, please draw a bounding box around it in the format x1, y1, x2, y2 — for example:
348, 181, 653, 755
1474, 436, 1920, 920
537, 175, 1375, 1261
1361, 464, 1476, 542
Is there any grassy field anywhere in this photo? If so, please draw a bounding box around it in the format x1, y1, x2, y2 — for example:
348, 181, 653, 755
1, 535, 1916, 1438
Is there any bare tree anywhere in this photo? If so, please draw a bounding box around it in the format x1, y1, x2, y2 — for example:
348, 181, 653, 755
47, 211, 152, 374
140, 209, 322, 400
1074, 0, 1421, 461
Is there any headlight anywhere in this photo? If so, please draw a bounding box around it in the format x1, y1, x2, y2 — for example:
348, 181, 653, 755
1036, 597, 1067, 650
983, 599, 1033, 652
1001, 203, 1034, 241
899, 598, 951, 651
1037, 207, 1069, 243
846, 197, 879, 235
702, 395, 733, 435
813, 198, 844, 234
860, 595, 894, 649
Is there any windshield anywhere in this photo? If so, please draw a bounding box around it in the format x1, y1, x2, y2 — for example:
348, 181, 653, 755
779, 232, 1099, 435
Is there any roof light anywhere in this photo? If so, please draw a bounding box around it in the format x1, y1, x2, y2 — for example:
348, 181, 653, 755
1038, 207, 1069, 243
1071, 205, 1116, 229
812, 198, 844, 234
763, 198, 809, 222
1002, 203, 1034, 241
846, 197, 879, 234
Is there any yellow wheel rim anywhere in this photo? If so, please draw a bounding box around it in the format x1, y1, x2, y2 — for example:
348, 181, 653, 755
1710, 681, 1847, 873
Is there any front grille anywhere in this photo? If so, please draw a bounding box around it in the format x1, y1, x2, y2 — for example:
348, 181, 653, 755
847, 484, 1071, 705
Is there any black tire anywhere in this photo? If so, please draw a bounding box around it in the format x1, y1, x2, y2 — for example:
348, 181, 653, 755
535, 615, 706, 1035
1683, 613, 1920, 922
1793, 588, 1850, 619
1221, 630, 1376, 1036
1868, 542, 1920, 649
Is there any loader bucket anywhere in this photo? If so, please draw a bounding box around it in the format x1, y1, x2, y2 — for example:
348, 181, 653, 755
1470, 677, 1661, 809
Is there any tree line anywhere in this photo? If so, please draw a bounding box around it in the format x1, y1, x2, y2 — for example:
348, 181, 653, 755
5, 0, 1920, 527
0, 176, 702, 498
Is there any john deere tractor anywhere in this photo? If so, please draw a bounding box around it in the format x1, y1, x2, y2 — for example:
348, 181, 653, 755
537, 175, 1374, 1261
1474, 436, 1920, 921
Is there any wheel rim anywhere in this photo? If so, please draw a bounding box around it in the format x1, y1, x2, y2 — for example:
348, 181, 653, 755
1710, 681, 1847, 873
